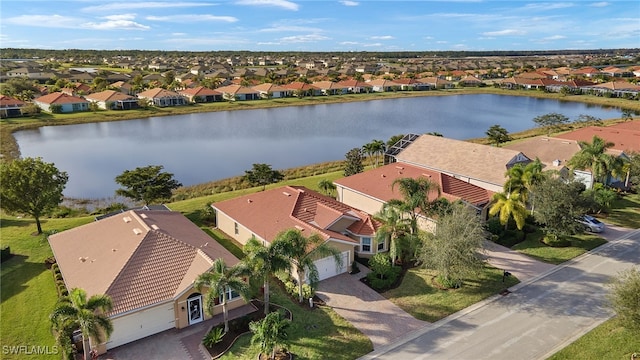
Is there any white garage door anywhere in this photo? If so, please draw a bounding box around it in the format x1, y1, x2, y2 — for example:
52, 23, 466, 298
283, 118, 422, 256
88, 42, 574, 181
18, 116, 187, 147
106, 303, 175, 350
314, 251, 349, 281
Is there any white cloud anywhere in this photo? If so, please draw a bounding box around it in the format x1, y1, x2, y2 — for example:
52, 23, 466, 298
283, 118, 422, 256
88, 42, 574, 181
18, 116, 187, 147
235, 0, 299, 11
522, 2, 574, 11
481, 29, 526, 36
146, 14, 238, 22
363, 43, 382, 47
6, 14, 79, 28
339, 41, 359, 45
82, 2, 213, 12
279, 34, 329, 43
370, 35, 394, 40
257, 41, 281, 45
589, 2, 610, 7
340, 1, 359, 6
83, 19, 150, 30
258, 25, 322, 32
543, 35, 566, 40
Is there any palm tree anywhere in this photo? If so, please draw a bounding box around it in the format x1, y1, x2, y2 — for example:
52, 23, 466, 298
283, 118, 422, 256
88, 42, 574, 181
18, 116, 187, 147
568, 135, 624, 185
243, 237, 292, 314
367, 139, 385, 167
275, 229, 343, 303
362, 142, 376, 166
50, 288, 113, 360
194, 259, 250, 333
374, 203, 411, 265
488, 190, 527, 230
318, 179, 336, 197
504, 159, 546, 213
249, 310, 290, 360
391, 177, 441, 234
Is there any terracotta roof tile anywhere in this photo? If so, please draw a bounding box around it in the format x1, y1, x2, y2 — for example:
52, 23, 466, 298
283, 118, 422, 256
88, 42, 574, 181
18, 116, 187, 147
179, 86, 221, 96
554, 122, 640, 152
85, 90, 136, 102
0, 95, 26, 107
137, 88, 182, 98
34, 92, 88, 105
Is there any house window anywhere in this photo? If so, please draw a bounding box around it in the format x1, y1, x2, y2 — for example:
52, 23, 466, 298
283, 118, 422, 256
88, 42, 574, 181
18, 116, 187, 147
377, 240, 385, 252
361, 237, 371, 253
219, 287, 240, 303
234, 222, 239, 235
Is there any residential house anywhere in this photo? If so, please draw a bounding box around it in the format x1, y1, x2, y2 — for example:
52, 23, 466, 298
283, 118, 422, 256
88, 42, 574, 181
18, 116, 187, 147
554, 122, 640, 153
179, 86, 223, 103
48, 210, 243, 353
335, 163, 492, 232
458, 75, 484, 87
214, 84, 261, 101
33, 92, 89, 113
85, 90, 139, 110
212, 186, 382, 277
336, 79, 373, 93
0, 95, 26, 118
137, 88, 187, 107
312, 81, 348, 95
367, 79, 401, 92
417, 77, 454, 89
390, 134, 532, 193
61, 83, 92, 96
110, 81, 135, 95
251, 83, 292, 99
393, 78, 431, 91
281, 82, 322, 97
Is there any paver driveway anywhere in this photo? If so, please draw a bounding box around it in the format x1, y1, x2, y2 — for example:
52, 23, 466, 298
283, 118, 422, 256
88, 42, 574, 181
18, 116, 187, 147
316, 267, 428, 350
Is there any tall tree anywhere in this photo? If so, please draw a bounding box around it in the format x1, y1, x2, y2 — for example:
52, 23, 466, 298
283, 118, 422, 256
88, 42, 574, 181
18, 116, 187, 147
115, 165, 182, 205
533, 178, 587, 237
276, 229, 343, 303
391, 177, 441, 234
503, 159, 546, 213
0, 157, 68, 234
344, 148, 364, 176
249, 310, 291, 360
488, 190, 527, 230
363, 139, 385, 167
386, 134, 405, 149
532, 112, 570, 136
485, 124, 511, 147
317, 179, 336, 197
243, 237, 292, 314
419, 203, 486, 289
50, 288, 113, 360
374, 203, 411, 265
194, 259, 250, 333
568, 135, 625, 185
244, 163, 284, 191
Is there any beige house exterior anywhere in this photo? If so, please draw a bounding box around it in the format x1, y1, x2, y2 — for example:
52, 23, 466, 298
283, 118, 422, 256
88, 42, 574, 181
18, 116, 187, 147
48, 210, 243, 354
213, 186, 382, 276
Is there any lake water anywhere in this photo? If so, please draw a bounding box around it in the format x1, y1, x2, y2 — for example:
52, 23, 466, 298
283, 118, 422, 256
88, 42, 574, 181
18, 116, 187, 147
14, 94, 621, 199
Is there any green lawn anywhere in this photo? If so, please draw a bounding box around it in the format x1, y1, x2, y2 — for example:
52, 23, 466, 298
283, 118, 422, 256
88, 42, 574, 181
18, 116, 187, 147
219, 287, 372, 360
511, 229, 607, 265
1, 215, 93, 360
605, 193, 640, 229
548, 318, 640, 360
383, 266, 519, 323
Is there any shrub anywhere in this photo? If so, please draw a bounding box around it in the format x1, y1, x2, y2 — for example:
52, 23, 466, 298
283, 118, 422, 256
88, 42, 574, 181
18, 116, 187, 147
542, 234, 571, 247
350, 261, 360, 274
366, 266, 402, 291
203, 327, 225, 348
485, 217, 503, 236
497, 229, 525, 247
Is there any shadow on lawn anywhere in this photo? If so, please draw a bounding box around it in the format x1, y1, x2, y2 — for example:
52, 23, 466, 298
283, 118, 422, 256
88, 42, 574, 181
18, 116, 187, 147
0, 255, 46, 302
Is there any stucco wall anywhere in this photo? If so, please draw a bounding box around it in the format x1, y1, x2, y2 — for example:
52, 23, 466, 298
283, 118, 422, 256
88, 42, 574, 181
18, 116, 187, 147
174, 289, 246, 329
336, 185, 385, 216
215, 208, 260, 245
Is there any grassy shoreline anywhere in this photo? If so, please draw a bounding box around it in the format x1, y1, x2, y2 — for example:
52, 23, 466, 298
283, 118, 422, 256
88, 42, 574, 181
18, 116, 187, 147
2, 87, 638, 161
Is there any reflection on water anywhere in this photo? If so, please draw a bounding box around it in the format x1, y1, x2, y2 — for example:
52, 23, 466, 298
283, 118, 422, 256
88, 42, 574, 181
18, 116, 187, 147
14, 95, 620, 198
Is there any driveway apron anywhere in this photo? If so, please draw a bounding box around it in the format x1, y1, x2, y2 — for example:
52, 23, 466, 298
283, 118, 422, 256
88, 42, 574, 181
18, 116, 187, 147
316, 267, 429, 350
483, 240, 556, 283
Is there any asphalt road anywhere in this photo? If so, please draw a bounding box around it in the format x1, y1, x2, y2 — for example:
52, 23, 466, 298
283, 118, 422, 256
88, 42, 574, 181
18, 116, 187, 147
361, 228, 640, 360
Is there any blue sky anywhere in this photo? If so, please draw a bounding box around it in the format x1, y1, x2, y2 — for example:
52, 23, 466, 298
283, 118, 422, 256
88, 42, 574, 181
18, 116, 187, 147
1, 1, 639, 52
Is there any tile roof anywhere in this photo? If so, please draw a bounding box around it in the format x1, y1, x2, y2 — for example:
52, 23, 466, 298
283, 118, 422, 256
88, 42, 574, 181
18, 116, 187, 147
0, 95, 26, 107
395, 134, 531, 187
179, 86, 221, 97
503, 136, 582, 170
214, 84, 259, 95
213, 186, 375, 244
34, 92, 88, 105
48, 210, 238, 316
137, 88, 182, 98
334, 163, 492, 207
553, 122, 640, 152
85, 90, 136, 102
251, 83, 290, 93
281, 82, 320, 91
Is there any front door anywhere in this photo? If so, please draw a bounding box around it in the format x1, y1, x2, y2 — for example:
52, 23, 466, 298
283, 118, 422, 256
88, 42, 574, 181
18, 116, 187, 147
187, 295, 203, 325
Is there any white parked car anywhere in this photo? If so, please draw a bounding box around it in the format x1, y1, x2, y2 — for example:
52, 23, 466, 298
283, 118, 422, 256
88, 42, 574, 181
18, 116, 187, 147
578, 215, 605, 233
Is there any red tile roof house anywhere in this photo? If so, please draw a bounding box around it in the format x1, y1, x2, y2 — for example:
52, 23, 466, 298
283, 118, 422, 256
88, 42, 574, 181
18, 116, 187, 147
0, 95, 26, 118
214, 84, 261, 101
281, 82, 323, 97
179, 86, 223, 103
336, 79, 373, 94
390, 134, 532, 193
212, 186, 382, 278
84, 90, 139, 110
366, 79, 402, 92
334, 163, 493, 233
48, 210, 244, 355
33, 92, 89, 113
251, 83, 292, 98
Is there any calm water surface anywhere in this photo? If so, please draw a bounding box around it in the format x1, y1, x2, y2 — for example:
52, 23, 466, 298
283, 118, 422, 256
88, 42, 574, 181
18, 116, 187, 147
14, 94, 620, 198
